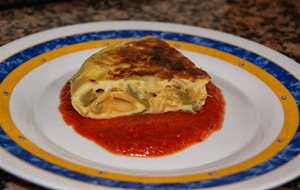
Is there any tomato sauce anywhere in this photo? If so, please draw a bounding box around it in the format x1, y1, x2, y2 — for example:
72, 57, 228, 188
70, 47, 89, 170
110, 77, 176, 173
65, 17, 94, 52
59, 82, 225, 157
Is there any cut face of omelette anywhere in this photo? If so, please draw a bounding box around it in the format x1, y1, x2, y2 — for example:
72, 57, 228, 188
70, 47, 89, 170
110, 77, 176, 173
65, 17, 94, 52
70, 36, 211, 119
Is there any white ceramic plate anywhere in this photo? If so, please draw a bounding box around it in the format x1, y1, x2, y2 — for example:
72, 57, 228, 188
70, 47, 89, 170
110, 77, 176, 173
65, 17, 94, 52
0, 21, 299, 190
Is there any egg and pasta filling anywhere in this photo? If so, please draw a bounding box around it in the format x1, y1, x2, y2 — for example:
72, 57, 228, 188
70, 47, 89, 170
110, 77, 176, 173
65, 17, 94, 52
71, 77, 208, 119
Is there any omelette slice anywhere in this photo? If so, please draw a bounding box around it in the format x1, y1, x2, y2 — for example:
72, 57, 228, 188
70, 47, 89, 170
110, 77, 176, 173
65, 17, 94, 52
70, 36, 211, 119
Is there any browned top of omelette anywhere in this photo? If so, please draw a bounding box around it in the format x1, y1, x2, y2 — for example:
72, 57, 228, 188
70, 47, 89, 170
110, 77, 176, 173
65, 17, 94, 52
89, 37, 210, 81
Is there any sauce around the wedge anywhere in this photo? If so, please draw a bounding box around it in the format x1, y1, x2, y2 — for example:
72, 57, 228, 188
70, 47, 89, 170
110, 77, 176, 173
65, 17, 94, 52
59, 82, 225, 157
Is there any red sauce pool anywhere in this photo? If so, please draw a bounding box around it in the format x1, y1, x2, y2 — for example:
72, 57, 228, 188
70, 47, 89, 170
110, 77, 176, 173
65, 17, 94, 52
59, 82, 225, 157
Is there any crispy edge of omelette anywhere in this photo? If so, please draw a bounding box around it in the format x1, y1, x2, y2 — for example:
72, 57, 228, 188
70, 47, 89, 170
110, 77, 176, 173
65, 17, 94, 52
70, 36, 211, 119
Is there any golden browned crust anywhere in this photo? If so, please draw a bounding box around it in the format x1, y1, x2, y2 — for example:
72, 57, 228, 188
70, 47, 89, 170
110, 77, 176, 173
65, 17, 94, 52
92, 37, 210, 81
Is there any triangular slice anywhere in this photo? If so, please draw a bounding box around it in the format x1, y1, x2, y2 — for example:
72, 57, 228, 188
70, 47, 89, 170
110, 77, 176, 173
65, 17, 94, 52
70, 36, 211, 119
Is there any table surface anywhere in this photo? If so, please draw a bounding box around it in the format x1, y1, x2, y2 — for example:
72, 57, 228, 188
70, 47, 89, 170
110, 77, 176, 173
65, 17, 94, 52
0, 0, 299, 189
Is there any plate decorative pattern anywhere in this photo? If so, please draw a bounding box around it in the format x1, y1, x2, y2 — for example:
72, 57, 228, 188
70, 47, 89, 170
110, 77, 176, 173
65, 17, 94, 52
0, 30, 299, 189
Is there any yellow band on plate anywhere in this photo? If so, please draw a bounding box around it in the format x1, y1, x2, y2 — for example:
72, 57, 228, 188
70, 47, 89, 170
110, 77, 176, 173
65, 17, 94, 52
0, 39, 298, 183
